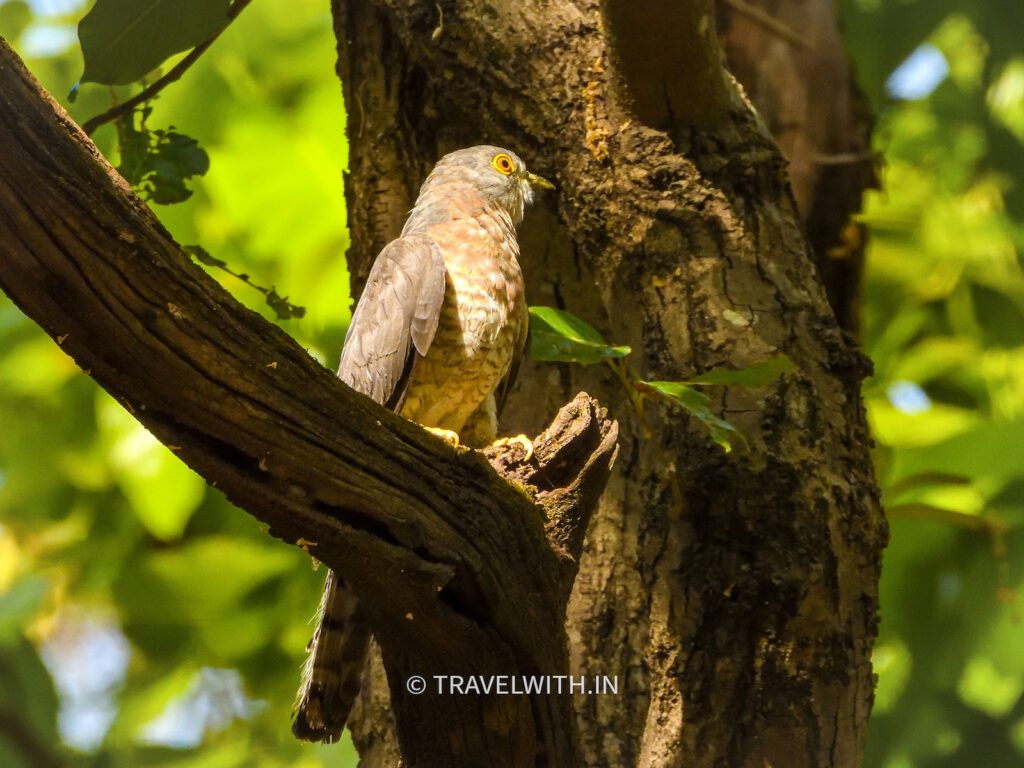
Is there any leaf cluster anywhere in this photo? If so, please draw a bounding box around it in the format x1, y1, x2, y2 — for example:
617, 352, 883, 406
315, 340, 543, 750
529, 306, 793, 451
117, 108, 209, 205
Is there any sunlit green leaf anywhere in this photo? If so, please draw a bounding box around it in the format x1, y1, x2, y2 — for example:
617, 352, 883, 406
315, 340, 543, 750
988, 57, 1024, 143
872, 639, 912, 713
98, 394, 206, 540
114, 536, 299, 658
78, 0, 232, 85
683, 354, 795, 387
113, 662, 197, 737
885, 472, 973, 499
529, 306, 630, 364
957, 655, 1024, 717
0, 575, 47, 641
867, 400, 980, 449
891, 419, 1024, 480
637, 380, 737, 451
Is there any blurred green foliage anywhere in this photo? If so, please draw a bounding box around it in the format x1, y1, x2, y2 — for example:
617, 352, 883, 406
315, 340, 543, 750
1, 0, 1022, 766
839, 1, 1024, 766
0, 0, 355, 765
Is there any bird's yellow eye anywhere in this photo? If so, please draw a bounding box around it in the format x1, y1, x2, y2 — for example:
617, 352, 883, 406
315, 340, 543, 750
492, 153, 515, 175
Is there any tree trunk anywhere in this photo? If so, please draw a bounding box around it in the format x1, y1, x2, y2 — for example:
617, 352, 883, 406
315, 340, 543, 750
717, 0, 876, 334
331, 1, 886, 767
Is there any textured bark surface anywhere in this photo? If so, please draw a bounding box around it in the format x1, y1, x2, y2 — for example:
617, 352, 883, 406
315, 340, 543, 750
0, 37, 618, 768
717, 0, 876, 333
331, 1, 886, 766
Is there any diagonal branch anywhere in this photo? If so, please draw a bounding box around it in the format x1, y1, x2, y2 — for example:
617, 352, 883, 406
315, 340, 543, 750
0, 39, 616, 767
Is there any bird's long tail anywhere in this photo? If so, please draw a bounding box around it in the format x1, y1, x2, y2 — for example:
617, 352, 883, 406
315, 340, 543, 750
292, 569, 371, 743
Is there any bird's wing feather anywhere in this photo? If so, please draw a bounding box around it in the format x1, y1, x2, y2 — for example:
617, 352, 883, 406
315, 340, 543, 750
337, 233, 446, 406
493, 309, 530, 417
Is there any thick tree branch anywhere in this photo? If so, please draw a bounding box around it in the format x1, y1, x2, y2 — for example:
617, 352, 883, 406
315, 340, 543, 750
0, 38, 616, 767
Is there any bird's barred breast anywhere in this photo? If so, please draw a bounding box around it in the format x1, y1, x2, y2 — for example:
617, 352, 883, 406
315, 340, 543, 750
398, 210, 526, 437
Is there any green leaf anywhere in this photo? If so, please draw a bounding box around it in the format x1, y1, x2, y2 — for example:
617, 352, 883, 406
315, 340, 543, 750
638, 380, 737, 451
155, 130, 210, 177
117, 120, 208, 205
529, 306, 631, 364
0, 576, 48, 642
98, 395, 205, 541
117, 123, 153, 185
78, 0, 232, 85
113, 536, 298, 658
892, 419, 1024, 481
683, 354, 795, 387
183, 245, 226, 268
265, 288, 306, 320
147, 171, 193, 204
885, 472, 973, 499
971, 283, 1024, 349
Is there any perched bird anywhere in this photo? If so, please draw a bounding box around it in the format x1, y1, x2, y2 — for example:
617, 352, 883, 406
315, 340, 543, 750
293, 145, 552, 742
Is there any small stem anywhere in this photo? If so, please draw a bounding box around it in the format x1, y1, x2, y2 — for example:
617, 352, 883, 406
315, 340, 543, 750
722, 0, 811, 49
605, 357, 651, 436
82, 0, 254, 136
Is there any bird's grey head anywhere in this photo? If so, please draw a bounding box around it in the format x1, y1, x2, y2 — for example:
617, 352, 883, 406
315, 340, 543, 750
423, 145, 553, 225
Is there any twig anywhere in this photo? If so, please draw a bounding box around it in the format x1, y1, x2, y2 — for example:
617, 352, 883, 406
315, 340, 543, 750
814, 151, 875, 166
82, 0, 254, 135
605, 357, 651, 436
886, 503, 1007, 536
722, 0, 811, 50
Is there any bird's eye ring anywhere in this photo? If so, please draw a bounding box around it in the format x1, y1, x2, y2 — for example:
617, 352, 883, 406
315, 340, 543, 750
492, 153, 515, 175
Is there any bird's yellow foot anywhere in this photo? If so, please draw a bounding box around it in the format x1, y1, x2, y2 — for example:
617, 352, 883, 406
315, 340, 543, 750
425, 427, 461, 447
491, 434, 534, 461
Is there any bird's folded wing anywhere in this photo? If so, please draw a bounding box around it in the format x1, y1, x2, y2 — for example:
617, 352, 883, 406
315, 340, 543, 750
337, 233, 446, 406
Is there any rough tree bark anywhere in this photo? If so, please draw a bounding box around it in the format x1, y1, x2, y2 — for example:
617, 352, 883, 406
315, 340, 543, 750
0, 37, 619, 768
717, 0, 876, 334
332, 1, 886, 767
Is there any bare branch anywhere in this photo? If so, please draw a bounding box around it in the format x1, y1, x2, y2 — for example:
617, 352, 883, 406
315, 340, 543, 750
721, 0, 812, 49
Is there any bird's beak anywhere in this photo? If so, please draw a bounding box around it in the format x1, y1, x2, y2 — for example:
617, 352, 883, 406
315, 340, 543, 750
525, 172, 554, 190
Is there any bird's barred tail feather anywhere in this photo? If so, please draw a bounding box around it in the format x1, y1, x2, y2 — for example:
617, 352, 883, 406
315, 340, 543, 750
292, 569, 371, 743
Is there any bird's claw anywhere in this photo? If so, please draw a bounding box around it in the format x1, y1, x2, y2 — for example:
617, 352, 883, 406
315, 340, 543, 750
491, 434, 534, 461
425, 427, 461, 447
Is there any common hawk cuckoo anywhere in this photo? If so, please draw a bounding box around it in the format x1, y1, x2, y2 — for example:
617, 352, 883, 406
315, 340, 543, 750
293, 145, 551, 742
